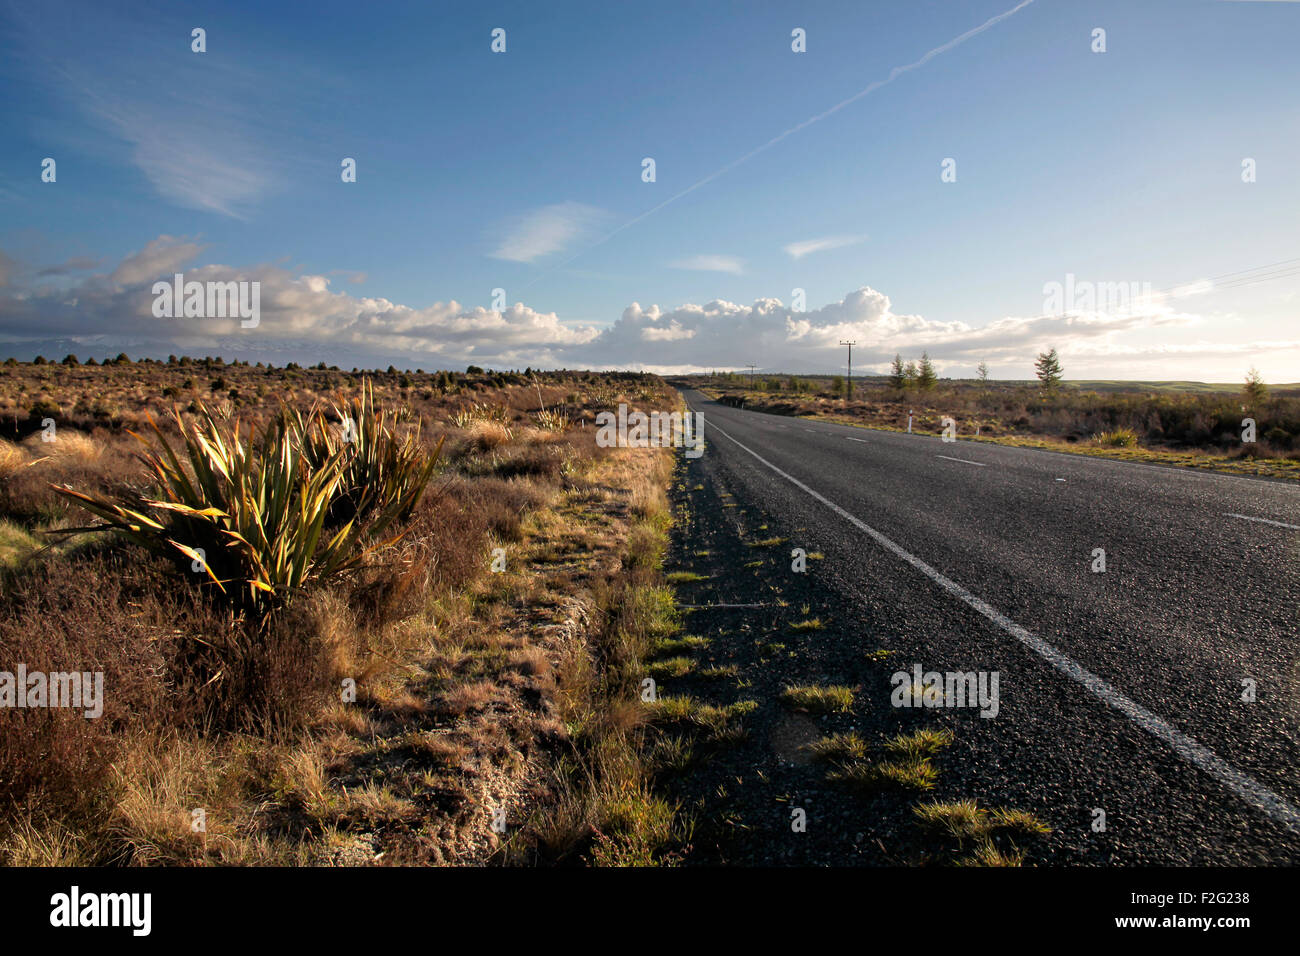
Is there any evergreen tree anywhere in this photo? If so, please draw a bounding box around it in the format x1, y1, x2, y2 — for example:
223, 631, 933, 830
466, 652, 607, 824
889, 353, 906, 390
917, 352, 938, 390
1035, 347, 1063, 392
1243, 367, 1268, 406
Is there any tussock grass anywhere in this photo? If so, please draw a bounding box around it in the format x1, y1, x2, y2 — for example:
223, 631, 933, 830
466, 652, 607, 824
885, 727, 954, 759
780, 684, 854, 714
806, 732, 870, 763
1094, 427, 1139, 448
697, 664, 738, 681
828, 756, 939, 792
788, 617, 825, 632
649, 635, 709, 657
814, 728, 955, 794
955, 839, 1025, 867
912, 799, 1050, 840
665, 571, 709, 583
646, 656, 696, 679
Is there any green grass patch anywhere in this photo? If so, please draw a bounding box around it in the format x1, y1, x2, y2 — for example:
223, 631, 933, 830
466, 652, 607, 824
788, 618, 825, 632
780, 684, 854, 714
828, 756, 938, 792
884, 727, 954, 760
649, 635, 709, 658
646, 656, 696, 679
0, 520, 42, 570
665, 571, 709, 584
697, 664, 738, 680
806, 732, 869, 763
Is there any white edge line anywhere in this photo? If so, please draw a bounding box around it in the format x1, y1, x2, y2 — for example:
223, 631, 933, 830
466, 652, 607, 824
708, 418, 1300, 833
1225, 512, 1300, 530
937, 454, 986, 466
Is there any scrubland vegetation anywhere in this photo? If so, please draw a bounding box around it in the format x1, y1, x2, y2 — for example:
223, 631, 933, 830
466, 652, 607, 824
0, 357, 685, 865
690, 369, 1300, 479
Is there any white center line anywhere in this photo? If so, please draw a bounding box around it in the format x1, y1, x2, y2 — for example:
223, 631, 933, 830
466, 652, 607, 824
937, 454, 985, 466
845, 437, 870, 443
1225, 512, 1300, 531
709, 419, 1300, 834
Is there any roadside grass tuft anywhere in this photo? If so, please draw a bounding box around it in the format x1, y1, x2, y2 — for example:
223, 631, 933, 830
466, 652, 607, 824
828, 756, 938, 792
697, 664, 738, 681
649, 635, 709, 658
646, 656, 696, 679
780, 684, 854, 714
788, 618, 825, 632
884, 727, 954, 760
955, 839, 1025, 867
806, 732, 870, 763
1094, 427, 1139, 448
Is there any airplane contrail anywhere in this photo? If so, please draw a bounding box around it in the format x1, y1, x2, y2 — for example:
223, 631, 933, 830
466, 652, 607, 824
531, 0, 1037, 283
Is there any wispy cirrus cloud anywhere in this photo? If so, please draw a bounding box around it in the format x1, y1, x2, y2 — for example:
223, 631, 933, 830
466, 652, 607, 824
668, 254, 745, 275
7, 1, 342, 218
783, 235, 867, 260
490, 202, 606, 263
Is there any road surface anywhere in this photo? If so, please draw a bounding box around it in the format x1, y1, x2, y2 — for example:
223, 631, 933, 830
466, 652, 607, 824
680, 387, 1300, 864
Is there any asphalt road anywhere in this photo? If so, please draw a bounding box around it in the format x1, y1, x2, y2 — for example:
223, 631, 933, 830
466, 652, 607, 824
679, 387, 1300, 864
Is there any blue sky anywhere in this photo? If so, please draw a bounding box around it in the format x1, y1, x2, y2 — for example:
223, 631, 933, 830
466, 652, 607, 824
2, 0, 1299, 379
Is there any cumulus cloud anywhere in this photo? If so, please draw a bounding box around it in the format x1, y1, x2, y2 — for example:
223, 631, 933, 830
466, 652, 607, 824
2, 235, 1293, 378
668, 254, 745, 275
783, 235, 866, 259
490, 202, 606, 263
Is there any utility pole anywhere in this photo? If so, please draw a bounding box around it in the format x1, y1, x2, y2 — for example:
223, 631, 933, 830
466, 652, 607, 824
839, 341, 857, 402
746, 364, 757, 389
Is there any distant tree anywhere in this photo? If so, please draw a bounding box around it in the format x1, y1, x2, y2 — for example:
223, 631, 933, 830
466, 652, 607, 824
167, 354, 178, 365
889, 353, 906, 390
62, 354, 79, 366
1035, 347, 1064, 393
33, 355, 47, 365
917, 353, 938, 390
830, 374, 845, 397
4, 357, 17, 367
85, 357, 98, 366
115, 352, 131, 365
466, 365, 484, 375
903, 360, 918, 388
976, 361, 989, 385
1243, 367, 1268, 406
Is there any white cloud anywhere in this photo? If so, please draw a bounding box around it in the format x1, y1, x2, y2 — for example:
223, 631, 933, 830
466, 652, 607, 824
3, 236, 1296, 380
783, 235, 866, 259
109, 236, 207, 286
490, 202, 606, 263
668, 255, 745, 275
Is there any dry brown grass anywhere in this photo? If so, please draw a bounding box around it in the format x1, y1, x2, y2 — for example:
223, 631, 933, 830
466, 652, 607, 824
0, 361, 682, 866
